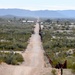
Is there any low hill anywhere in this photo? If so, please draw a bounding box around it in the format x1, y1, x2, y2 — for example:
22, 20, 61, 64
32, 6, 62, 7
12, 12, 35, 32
0, 9, 75, 18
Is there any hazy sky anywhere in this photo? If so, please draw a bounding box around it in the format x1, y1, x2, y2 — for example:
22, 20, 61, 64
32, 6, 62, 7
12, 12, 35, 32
0, 0, 75, 10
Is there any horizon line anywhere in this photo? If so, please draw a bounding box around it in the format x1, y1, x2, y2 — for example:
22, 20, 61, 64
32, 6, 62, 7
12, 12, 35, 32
0, 8, 75, 11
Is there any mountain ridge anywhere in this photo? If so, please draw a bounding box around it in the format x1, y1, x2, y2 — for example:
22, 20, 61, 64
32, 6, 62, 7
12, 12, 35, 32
0, 9, 75, 18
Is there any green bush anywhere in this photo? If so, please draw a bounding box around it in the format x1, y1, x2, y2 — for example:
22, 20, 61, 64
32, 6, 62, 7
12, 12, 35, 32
72, 63, 75, 73
11, 59, 18, 65
42, 28, 75, 69
51, 69, 56, 75
0, 19, 34, 51
0, 52, 24, 65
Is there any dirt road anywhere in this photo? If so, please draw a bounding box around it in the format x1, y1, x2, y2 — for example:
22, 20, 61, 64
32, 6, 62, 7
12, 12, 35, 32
22, 23, 45, 67
0, 22, 46, 75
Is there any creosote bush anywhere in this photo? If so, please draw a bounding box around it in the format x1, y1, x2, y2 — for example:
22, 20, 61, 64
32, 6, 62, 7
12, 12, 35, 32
0, 52, 24, 65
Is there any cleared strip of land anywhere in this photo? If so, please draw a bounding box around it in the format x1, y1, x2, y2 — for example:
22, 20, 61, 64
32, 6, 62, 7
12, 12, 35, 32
0, 22, 73, 75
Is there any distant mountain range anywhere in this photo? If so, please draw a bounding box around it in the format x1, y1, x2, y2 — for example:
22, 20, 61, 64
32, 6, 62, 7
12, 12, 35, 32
0, 9, 75, 18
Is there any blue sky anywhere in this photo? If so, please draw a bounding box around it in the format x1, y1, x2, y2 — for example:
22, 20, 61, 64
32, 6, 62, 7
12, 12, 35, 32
0, 0, 75, 10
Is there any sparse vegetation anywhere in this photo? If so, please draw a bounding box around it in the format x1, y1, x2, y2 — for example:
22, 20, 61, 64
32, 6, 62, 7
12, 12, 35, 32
0, 52, 24, 65
42, 19, 75, 69
72, 63, 75, 73
51, 69, 56, 75
0, 17, 34, 51
0, 17, 35, 65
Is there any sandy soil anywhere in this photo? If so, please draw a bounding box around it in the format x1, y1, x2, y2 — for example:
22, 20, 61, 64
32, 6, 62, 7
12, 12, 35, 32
21, 23, 45, 67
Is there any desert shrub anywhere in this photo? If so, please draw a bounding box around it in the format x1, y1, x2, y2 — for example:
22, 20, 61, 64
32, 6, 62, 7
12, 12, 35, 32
51, 69, 56, 75
72, 63, 75, 73
13, 53, 24, 62
0, 60, 3, 63
0, 52, 24, 65
42, 28, 75, 69
0, 19, 34, 51
11, 58, 19, 65
16, 44, 25, 48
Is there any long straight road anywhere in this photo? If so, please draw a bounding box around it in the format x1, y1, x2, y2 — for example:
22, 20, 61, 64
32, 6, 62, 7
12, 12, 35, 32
0, 22, 46, 75
22, 22, 45, 67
